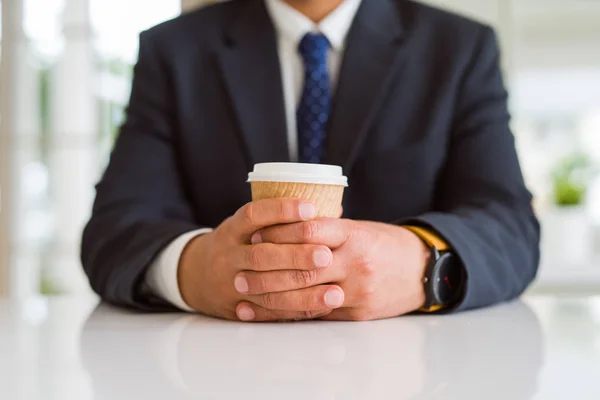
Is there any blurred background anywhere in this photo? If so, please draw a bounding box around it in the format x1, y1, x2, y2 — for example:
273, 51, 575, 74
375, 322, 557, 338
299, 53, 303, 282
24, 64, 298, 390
1, 0, 599, 299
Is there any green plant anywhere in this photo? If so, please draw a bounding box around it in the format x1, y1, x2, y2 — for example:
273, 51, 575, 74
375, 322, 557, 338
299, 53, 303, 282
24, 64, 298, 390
551, 153, 593, 207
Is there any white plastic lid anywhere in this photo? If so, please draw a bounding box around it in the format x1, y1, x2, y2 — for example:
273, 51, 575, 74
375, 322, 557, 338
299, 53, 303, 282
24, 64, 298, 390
247, 163, 348, 186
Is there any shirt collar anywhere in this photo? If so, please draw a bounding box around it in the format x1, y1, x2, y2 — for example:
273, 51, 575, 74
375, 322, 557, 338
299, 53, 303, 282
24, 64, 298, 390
265, 0, 363, 51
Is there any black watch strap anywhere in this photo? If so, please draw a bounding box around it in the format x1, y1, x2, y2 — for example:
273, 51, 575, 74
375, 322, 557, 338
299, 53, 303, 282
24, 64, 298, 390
404, 226, 463, 311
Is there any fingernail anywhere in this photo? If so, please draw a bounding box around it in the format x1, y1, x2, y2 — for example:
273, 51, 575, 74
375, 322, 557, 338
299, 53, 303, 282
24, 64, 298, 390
237, 304, 255, 321
324, 289, 344, 307
234, 275, 249, 293
313, 248, 332, 268
299, 203, 317, 220
251, 232, 262, 244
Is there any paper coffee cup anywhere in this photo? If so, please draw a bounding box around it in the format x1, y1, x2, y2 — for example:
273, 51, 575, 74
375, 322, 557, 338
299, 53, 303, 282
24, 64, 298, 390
247, 163, 348, 218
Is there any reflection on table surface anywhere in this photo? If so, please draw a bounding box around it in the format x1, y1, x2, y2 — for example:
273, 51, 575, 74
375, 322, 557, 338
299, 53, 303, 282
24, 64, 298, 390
1, 295, 599, 400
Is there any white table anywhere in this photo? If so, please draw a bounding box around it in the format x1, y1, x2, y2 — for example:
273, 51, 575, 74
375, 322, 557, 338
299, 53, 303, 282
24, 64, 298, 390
0, 295, 599, 400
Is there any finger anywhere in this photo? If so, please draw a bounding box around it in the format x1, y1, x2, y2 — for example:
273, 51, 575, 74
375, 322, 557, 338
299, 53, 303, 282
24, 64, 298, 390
229, 199, 317, 238
253, 218, 351, 248
247, 285, 345, 311
236, 302, 332, 322
234, 261, 346, 295
239, 243, 333, 272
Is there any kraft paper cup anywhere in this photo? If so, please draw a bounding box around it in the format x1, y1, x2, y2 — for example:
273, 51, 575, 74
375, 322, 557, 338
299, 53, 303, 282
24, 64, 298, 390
247, 163, 348, 218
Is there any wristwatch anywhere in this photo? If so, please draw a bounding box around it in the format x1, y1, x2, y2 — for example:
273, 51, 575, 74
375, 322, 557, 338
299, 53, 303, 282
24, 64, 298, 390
405, 226, 465, 312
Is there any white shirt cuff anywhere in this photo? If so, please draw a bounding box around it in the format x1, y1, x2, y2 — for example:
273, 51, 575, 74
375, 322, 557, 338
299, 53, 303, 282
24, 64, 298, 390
145, 229, 213, 312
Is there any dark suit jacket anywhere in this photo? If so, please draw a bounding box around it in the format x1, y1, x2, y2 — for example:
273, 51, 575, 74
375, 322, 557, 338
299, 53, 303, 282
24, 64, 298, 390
82, 0, 540, 312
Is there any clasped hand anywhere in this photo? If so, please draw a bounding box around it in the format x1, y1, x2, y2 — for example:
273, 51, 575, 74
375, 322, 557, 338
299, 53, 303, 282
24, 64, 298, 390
179, 199, 429, 322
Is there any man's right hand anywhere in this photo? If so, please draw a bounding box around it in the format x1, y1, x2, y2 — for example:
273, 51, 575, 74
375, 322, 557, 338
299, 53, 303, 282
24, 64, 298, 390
178, 199, 345, 321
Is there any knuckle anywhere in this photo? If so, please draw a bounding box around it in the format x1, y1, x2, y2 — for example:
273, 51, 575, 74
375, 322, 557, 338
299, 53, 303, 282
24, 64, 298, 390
301, 220, 318, 242
353, 289, 377, 319
357, 280, 376, 298
293, 269, 318, 288
291, 246, 303, 269
356, 254, 375, 277
290, 270, 305, 287
250, 272, 267, 293
303, 310, 318, 320
304, 269, 319, 286
261, 310, 277, 322
286, 311, 313, 322
247, 245, 263, 269
277, 199, 294, 221
302, 293, 317, 310
261, 292, 276, 309
218, 216, 234, 233
241, 203, 255, 225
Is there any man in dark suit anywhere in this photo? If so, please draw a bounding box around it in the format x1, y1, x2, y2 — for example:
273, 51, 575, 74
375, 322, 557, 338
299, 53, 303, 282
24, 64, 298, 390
82, 0, 540, 321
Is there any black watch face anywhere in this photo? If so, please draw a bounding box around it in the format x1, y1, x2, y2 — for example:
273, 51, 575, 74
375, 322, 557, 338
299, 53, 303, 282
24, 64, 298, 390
434, 253, 462, 305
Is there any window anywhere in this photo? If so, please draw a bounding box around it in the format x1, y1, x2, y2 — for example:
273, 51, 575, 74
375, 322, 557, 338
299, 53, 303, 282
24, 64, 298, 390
4, 0, 181, 295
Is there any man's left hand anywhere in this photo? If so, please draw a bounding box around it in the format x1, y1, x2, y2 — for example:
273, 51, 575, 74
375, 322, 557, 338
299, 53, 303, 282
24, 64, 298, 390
235, 219, 430, 321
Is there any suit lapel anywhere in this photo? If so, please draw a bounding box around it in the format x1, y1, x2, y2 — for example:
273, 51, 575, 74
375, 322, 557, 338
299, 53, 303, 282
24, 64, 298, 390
217, 1, 289, 166
325, 0, 410, 171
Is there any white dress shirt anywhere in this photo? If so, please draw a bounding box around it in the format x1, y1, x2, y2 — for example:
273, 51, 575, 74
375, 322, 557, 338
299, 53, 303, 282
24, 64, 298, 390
145, 0, 363, 311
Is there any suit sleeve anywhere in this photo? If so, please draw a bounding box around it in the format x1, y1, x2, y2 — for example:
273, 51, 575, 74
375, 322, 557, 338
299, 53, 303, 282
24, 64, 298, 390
81, 31, 202, 311
405, 27, 540, 311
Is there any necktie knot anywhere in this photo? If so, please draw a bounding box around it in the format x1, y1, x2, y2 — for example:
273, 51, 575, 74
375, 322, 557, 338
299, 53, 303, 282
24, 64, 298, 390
298, 33, 330, 67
